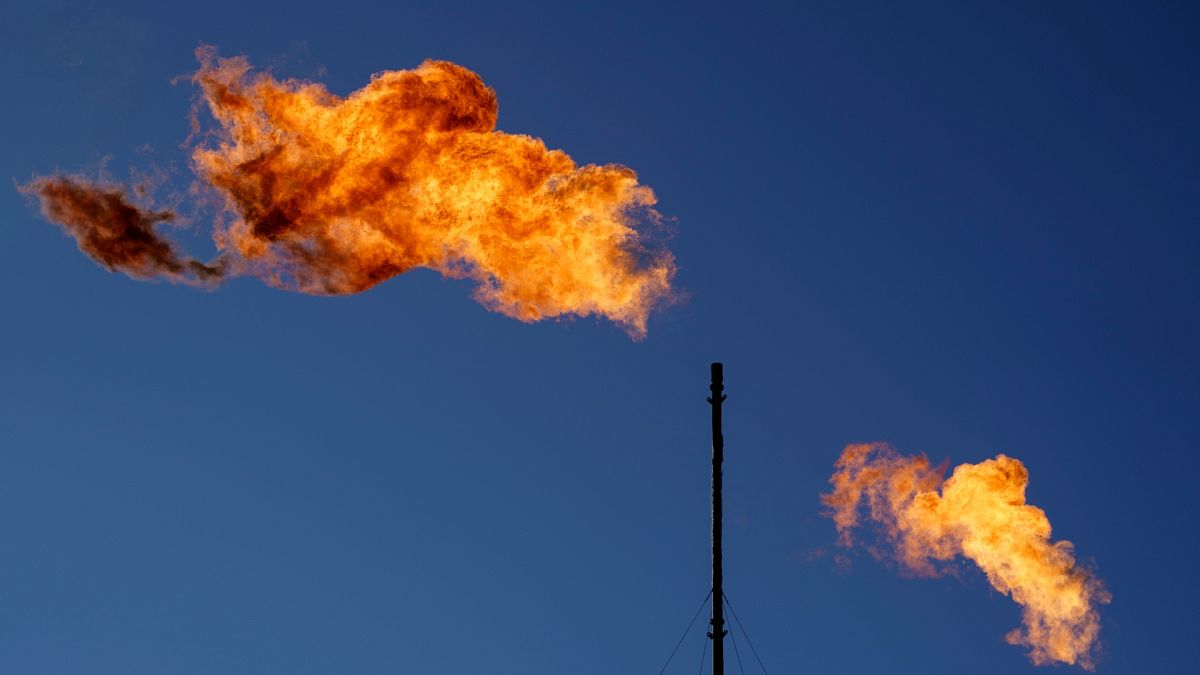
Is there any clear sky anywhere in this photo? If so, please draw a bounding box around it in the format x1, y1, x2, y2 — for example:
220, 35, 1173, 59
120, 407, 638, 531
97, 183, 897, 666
2, 1, 1197, 673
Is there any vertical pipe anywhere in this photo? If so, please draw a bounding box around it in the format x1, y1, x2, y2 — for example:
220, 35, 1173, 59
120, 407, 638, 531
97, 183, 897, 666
708, 362, 726, 675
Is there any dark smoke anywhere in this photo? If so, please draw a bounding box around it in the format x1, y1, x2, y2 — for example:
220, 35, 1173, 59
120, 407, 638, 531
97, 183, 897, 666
20, 176, 224, 284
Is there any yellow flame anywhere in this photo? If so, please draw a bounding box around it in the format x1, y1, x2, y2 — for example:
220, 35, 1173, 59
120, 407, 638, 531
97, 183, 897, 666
823, 443, 1110, 669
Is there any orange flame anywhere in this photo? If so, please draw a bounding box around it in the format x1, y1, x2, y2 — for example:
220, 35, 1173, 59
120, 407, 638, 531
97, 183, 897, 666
822, 443, 1110, 669
22, 46, 674, 337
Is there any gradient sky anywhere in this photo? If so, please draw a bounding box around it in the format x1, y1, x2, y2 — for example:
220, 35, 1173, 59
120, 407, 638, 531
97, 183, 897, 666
2, 2, 1197, 673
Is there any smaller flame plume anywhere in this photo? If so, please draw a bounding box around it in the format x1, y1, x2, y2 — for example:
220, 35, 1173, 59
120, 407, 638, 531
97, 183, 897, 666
822, 443, 1110, 669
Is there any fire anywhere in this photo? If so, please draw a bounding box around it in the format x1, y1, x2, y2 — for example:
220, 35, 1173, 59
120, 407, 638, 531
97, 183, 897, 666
22, 46, 674, 337
822, 443, 1109, 669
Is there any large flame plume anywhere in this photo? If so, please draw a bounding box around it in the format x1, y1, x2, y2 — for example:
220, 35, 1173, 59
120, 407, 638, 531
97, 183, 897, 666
822, 443, 1109, 669
22, 46, 674, 337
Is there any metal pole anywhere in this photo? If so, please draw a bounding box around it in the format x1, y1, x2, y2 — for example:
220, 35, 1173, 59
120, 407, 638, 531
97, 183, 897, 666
707, 362, 727, 675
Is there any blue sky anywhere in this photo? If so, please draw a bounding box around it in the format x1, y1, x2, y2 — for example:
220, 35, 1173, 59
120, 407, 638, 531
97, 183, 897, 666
2, 1, 1197, 673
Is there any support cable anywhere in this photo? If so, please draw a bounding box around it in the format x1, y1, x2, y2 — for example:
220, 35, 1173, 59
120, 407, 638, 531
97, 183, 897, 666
657, 591, 713, 675
722, 592, 768, 674
698, 633, 709, 675
725, 596, 746, 675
